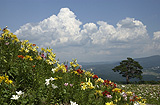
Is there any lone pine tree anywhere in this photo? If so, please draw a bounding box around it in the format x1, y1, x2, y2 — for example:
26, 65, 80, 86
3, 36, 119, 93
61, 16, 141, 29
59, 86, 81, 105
112, 57, 143, 84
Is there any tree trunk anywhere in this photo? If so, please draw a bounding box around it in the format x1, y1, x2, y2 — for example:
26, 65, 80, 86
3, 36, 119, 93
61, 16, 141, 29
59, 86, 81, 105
126, 75, 129, 84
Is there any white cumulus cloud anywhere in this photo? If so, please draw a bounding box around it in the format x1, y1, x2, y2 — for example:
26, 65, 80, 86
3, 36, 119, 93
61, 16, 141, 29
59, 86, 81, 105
14, 8, 158, 62
114, 17, 148, 42
15, 8, 82, 48
153, 31, 160, 40
150, 31, 160, 51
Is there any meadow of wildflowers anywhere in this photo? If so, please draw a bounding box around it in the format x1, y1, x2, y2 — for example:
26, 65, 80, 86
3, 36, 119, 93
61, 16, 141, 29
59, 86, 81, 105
118, 84, 160, 105
0, 27, 156, 105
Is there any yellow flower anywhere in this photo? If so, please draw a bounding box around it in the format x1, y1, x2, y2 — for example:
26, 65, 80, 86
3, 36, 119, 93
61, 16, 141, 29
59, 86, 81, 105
52, 67, 59, 73
48, 61, 53, 65
53, 77, 58, 80
5, 73, 9, 78
46, 48, 52, 53
88, 85, 94, 89
36, 55, 42, 60
0, 74, 13, 85
3, 29, 9, 34
0, 37, 3, 40
112, 88, 122, 93
72, 71, 79, 75
24, 55, 30, 59
70, 61, 74, 66
126, 91, 133, 96
70, 59, 79, 68
86, 82, 92, 86
81, 85, 87, 90
25, 49, 29, 53
51, 63, 66, 72
27, 43, 32, 50
139, 103, 146, 105
41, 47, 45, 52
0, 76, 5, 83
24, 55, 33, 61
81, 78, 95, 90
114, 99, 118, 103
25, 40, 29, 43
137, 101, 146, 105
1, 76, 5, 80
21, 40, 29, 45
72, 64, 78, 68
5, 79, 13, 84
14, 38, 20, 42
29, 57, 33, 61
19, 47, 24, 52
105, 101, 116, 105
60, 64, 67, 73
48, 55, 54, 61
58, 77, 62, 79
95, 90, 103, 96
2, 33, 5, 37
32, 47, 37, 52
46, 59, 50, 63
141, 99, 147, 103
11, 35, 17, 38
95, 78, 104, 83
76, 63, 79, 66
51, 52, 56, 58
85, 71, 93, 77
12, 38, 19, 43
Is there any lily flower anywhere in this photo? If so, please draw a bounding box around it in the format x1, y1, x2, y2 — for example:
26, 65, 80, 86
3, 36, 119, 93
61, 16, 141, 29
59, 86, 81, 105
11, 95, 20, 100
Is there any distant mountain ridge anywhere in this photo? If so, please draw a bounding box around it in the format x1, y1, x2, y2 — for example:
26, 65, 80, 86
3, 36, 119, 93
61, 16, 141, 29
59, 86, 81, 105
135, 55, 160, 68
81, 55, 160, 82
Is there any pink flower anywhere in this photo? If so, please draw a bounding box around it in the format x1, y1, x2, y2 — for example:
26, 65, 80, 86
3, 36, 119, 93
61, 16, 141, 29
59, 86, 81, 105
64, 83, 68, 86
41, 53, 46, 58
5, 42, 9, 45
70, 84, 73, 87
106, 94, 112, 98
79, 65, 82, 68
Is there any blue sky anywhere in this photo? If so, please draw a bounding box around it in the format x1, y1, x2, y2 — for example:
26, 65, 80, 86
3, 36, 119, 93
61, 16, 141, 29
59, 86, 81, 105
1, 0, 160, 62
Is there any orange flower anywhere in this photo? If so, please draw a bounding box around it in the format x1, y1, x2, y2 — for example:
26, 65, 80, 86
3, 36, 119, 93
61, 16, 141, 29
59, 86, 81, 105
32, 65, 36, 68
77, 69, 83, 74
93, 75, 98, 79
17, 55, 24, 59
130, 99, 135, 102
33, 44, 36, 46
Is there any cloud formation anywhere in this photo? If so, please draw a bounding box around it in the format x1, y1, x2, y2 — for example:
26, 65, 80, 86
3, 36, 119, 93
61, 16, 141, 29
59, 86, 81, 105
153, 31, 160, 40
15, 8, 159, 62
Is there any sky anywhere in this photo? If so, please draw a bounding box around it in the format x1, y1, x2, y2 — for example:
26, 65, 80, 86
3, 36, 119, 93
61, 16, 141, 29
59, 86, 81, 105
1, 0, 160, 62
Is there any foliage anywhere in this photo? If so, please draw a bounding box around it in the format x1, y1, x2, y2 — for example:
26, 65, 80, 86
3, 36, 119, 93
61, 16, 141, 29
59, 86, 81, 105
112, 57, 143, 84
0, 27, 147, 105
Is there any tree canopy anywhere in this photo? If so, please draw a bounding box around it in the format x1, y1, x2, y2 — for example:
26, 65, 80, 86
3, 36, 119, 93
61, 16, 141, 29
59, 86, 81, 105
112, 57, 143, 84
